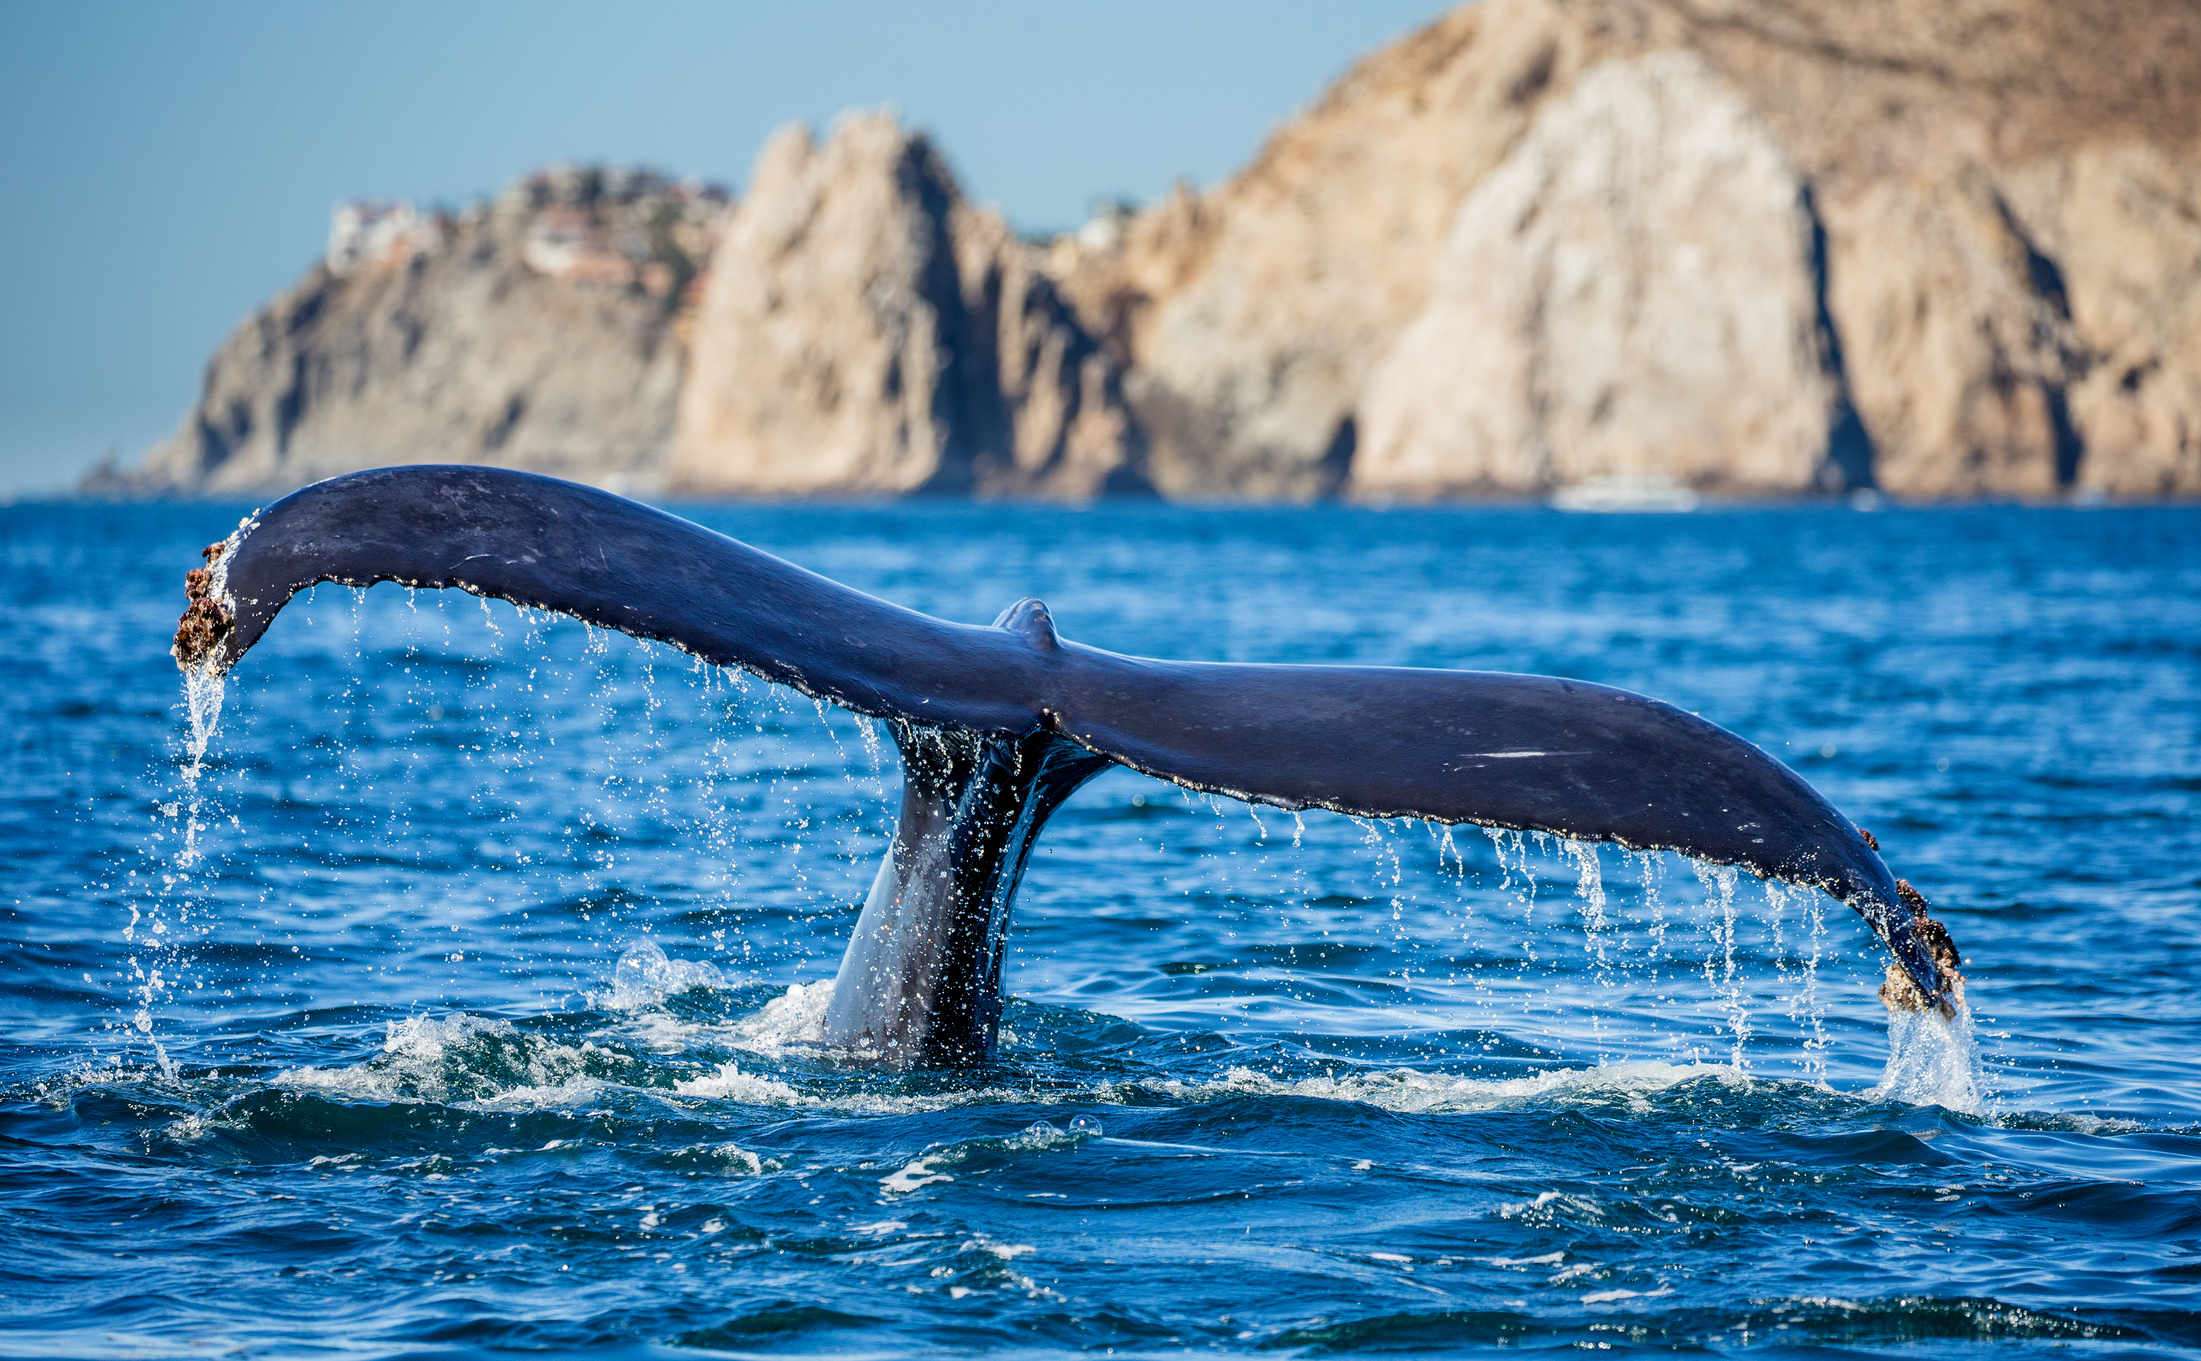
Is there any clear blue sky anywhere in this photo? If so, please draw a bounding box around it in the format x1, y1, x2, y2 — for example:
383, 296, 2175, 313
0, 1, 1452, 497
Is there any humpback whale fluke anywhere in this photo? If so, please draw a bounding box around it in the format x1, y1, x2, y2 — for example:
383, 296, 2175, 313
174, 465, 1963, 1063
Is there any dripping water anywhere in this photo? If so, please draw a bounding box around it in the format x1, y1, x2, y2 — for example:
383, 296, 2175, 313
132, 661, 229, 1077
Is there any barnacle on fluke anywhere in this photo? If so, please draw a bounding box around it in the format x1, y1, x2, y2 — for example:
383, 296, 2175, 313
171, 541, 234, 671
1881, 879, 1965, 1018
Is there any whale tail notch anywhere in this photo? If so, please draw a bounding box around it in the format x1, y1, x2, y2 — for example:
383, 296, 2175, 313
174, 465, 1963, 1062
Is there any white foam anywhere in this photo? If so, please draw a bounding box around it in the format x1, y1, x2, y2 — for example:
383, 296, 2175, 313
672, 1060, 813, 1106
966, 1238, 1035, 1260
384, 1012, 505, 1057
1150, 1059, 1748, 1115
720, 979, 836, 1053
467, 1079, 621, 1112
670, 1142, 771, 1175
1491, 1252, 1566, 1267
1500, 1189, 1602, 1221
554, 977, 838, 1068
618, 1009, 703, 1054
880, 1157, 955, 1195
257, 984, 1989, 1124
276, 1013, 631, 1108
656, 1050, 1816, 1122
669, 1057, 1057, 1115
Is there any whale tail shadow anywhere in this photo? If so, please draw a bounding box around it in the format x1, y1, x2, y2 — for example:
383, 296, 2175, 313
175, 465, 1963, 1064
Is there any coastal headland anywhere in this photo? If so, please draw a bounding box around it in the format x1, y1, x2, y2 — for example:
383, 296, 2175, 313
93, 0, 2201, 502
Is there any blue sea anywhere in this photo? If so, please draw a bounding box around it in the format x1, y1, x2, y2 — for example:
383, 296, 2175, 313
4, 498, 2198, 1358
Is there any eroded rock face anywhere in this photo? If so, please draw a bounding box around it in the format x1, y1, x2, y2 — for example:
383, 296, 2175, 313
1077, 0, 1608, 500
1818, 176, 2086, 499
1354, 52, 1838, 498
112, 176, 710, 497
669, 112, 1141, 499
1667, 0, 2201, 499
1821, 146, 2201, 499
1065, 0, 2201, 500
2037, 144, 2201, 499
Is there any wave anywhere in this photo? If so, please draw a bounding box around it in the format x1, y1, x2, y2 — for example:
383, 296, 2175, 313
94, 967, 1989, 1124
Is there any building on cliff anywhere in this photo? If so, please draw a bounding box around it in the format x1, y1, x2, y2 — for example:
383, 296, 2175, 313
92, 0, 2201, 502
100, 167, 727, 498
327, 201, 442, 277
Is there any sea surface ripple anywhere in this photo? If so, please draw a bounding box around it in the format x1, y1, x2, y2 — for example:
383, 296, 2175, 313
3, 500, 2197, 1358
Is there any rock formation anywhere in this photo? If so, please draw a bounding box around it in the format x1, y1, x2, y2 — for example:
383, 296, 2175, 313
1055, 0, 2201, 501
1054, 0, 1601, 499
669, 113, 1142, 498
1355, 50, 1841, 497
99, 169, 723, 497
97, 0, 2201, 501
1658, 0, 2201, 500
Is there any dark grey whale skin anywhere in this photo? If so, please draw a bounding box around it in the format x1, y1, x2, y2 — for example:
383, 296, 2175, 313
187, 465, 1947, 1062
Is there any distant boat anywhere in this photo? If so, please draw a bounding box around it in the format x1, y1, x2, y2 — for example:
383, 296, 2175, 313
1550, 474, 1700, 513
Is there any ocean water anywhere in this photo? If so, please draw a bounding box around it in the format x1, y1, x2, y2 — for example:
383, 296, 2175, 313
3, 498, 2198, 1359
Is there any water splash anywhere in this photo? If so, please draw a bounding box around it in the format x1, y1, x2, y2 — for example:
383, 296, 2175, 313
132, 569, 1997, 1115
280, 1012, 633, 1107
593, 939, 728, 1011
1564, 840, 1613, 978
1691, 862, 1750, 1067
1768, 880, 1831, 1083
721, 979, 837, 1055
175, 664, 224, 868
1154, 1058, 1753, 1117
124, 660, 234, 1080
1874, 998, 1987, 1114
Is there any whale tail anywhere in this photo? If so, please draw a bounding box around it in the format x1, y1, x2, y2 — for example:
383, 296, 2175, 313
176, 465, 1962, 1061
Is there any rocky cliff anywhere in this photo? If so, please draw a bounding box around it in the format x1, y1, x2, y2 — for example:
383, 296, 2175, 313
1059, 0, 2201, 501
669, 114, 1143, 498
1358, 48, 1845, 497
99, 0, 2201, 501
97, 168, 723, 496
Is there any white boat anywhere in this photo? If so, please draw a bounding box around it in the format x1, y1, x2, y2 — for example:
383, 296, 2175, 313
1550, 473, 1701, 513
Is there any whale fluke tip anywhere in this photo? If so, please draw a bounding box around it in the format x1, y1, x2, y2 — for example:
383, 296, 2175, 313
1881, 878, 1965, 1019
172, 541, 235, 673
